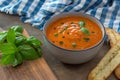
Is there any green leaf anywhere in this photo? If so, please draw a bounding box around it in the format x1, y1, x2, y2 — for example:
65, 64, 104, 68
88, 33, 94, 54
60, 26, 68, 33
15, 32, 23, 37
11, 26, 24, 33
63, 26, 68, 30
0, 31, 7, 43
80, 27, 90, 35
83, 38, 90, 42
26, 36, 42, 47
18, 45, 39, 60
16, 53, 23, 64
12, 58, 18, 67
59, 41, 64, 45
37, 47, 42, 57
15, 36, 26, 46
12, 53, 23, 67
0, 43, 17, 55
0, 54, 15, 65
72, 43, 77, 48
54, 33, 58, 37
7, 28, 15, 43
79, 21, 85, 27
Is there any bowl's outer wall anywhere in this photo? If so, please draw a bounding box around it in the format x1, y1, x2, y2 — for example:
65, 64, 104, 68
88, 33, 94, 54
44, 37, 104, 64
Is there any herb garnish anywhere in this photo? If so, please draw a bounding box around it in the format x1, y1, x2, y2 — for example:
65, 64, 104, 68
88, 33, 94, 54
72, 43, 77, 48
60, 26, 68, 33
54, 33, 58, 37
80, 27, 90, 35
64, 26, 67, 30
83, 38, 90, 42
78, 21, 90, 35
59, 41, 64, 45
79, 21, 85, 27
0, 26, 42, 67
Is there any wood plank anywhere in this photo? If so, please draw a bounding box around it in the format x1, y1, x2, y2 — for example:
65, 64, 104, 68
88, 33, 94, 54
0, 28, 57, 80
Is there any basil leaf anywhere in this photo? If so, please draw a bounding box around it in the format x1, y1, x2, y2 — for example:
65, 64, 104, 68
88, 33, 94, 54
15, 36, 26, 46
11, 26, 24, 33
79, 21, 85, 27
72, 43, 77, 48
0, 54, 15, 65
15, 53, 23, 64
63, 26, 68, 30
0, 43, 17, 55
37, 47, 42, 57
7, 28, 15, 43
12, 53, 23, 67
80, 27, 90, 35
18, 45, 39, 60
26, 36, 42, 47
15, 32, 23, 37
83, 38, 90, 42
60, 26, 68, 33
0, 31, 7, 43
12, 58, 18, 67
59, 41, 64, 45
54, 33, 58, 37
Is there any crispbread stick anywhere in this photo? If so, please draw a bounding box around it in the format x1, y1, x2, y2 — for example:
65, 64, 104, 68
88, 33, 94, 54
105, 28, 120, 47
115, 65, 120, 79
88, 40, 120, 80
105, 28, 120, 79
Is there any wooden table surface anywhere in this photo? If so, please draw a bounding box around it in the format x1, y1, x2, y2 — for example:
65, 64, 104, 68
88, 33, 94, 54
0, 12, 118, 80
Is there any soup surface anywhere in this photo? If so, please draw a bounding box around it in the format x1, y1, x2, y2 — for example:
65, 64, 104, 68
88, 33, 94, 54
46, 16, 102, 50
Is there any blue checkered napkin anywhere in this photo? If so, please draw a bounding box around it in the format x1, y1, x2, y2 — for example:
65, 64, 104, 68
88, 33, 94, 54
0, 0, 120, 33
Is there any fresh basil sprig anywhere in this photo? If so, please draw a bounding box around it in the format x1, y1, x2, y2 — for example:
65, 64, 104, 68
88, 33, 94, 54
0, 26, 42, 67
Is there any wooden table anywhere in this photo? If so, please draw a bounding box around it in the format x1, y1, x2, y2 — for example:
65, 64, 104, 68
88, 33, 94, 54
0, 12, 118, 80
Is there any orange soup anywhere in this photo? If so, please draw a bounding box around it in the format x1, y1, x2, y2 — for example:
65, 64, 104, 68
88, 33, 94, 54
46, 16, 102, 50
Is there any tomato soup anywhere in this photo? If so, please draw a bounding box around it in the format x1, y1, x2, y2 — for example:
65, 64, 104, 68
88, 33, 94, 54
46, 16, 102, 50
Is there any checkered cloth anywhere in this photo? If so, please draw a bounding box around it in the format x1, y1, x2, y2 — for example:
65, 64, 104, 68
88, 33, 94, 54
0, 0, 120, 32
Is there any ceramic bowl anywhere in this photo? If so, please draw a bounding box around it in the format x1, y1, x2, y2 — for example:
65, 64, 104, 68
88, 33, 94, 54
43, 12, 105, 64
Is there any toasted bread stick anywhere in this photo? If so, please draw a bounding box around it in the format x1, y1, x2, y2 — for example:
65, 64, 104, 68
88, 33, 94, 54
105, 28, 120, 79
105, 28, 120, 47
88, 30, 120, 80
115, 65, 120, 79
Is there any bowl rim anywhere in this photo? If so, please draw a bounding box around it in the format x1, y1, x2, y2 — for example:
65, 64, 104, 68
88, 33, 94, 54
43, 12, 106, 52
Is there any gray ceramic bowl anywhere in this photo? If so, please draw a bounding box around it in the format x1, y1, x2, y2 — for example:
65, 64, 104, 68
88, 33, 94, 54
43, 12, 105, 64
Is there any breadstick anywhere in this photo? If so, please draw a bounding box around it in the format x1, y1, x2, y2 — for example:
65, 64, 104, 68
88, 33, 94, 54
105, 28, 120, 79
88, 41, 120, 80
105, 28, 120, 47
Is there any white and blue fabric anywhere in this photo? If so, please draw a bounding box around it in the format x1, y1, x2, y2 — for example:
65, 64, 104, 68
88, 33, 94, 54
0, 0, 120, 32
